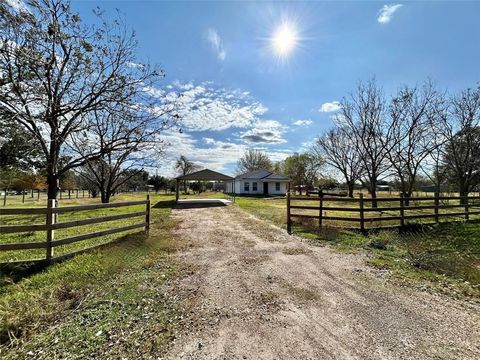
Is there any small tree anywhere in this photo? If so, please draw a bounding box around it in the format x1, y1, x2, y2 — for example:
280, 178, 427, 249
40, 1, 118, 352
175, 155, 200, 193
313, 127, 361, 198
283, 153, 323, 195
148, 175, 169, 193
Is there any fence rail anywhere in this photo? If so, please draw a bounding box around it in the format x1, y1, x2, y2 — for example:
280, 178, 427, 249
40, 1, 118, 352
0, 196, 151, 263
286, 191, 480, 234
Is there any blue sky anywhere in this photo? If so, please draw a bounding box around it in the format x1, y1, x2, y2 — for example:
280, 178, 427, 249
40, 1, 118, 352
71, 1, 480, 177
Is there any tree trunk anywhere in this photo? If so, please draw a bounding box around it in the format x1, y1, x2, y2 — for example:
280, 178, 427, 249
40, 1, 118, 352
347, 182, 354, 198
370, 188, 378, 208
100, 190, 111, 204
459, 186, 469, 205
46, 173, 59, 200
46, 139, 59, 200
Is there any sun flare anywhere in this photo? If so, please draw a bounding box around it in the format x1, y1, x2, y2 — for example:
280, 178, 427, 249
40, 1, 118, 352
272, 22, 298, 57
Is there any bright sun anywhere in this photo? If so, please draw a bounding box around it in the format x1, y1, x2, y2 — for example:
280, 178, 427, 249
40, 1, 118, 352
272, 22, 298, 57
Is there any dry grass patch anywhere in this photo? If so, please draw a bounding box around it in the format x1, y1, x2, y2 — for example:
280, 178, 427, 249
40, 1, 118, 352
282, 247, 312, 256
285, 284, 321, 302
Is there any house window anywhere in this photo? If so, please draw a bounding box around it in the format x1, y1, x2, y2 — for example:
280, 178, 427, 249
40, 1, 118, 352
252, 182, 257, 191
244, 182, 249, 192
275, 182, 281, 191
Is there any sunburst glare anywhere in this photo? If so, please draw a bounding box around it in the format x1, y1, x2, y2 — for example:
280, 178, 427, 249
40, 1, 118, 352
272, 22, 298, 57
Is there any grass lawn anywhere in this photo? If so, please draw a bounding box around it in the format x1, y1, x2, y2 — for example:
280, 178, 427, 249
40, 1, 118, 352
234, 195, 480, 298
0, 194, 184, 358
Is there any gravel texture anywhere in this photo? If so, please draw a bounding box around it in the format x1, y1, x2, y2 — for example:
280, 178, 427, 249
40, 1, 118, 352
165, 204, 480, 359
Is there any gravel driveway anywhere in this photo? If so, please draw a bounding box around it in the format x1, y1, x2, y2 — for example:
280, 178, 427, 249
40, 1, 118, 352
166, 204, 480, 359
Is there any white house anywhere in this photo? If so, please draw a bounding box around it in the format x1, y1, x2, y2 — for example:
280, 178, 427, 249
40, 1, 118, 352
225, 170, 290, 195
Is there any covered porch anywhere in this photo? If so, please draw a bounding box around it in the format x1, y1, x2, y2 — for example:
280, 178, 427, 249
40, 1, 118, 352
175, 169, 235, 205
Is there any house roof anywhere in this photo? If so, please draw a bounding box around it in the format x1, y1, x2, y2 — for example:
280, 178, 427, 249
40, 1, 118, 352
235, 169, 290, 181
176, 169, 234, 181
263, 173, 290, 181
235, 169, 271, 179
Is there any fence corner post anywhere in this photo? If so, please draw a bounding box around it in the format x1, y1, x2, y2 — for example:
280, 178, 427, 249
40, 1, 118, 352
287, 190, 292, 234
434, 191, 439, 224
399, 193, 405, 229
359, 193, 365, 234
145, 194, 151, 235
46, 198, 56, 261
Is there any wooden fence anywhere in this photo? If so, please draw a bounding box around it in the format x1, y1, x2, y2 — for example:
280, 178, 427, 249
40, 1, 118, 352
286, 192, 480, 234
0, 196, 151, 263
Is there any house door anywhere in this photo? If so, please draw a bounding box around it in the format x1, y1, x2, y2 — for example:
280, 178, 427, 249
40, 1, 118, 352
263, 182, 269, 195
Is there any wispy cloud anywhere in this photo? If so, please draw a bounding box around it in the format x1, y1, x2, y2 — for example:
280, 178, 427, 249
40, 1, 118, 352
240, 120, 287, 144
206, 28, 226, 61
377, 4, 403, 24
319, 101, 341, 113
292, 119, 312, 126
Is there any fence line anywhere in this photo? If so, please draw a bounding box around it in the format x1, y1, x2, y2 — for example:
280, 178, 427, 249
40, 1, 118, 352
0, 195, 151, 263
286, 191, 480, 234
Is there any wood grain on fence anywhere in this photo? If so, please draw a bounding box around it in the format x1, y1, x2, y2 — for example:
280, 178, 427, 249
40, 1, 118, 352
286, 192, 480, 234
0, 197, 150, 263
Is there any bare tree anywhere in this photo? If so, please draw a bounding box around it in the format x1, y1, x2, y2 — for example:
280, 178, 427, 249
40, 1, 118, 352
439, 86, 480, 201
236, 149, 272, 174
386, 82, 444, 203
339, 79, 394, 207
0, 0, 171, 199
313, 127, 361, 197
75, 96, 176, 203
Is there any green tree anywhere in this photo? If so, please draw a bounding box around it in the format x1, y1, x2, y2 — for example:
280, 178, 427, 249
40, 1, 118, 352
283, 153, 324, 195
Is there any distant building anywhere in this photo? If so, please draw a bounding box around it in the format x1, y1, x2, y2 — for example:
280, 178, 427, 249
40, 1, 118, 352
225, 170, 290, 195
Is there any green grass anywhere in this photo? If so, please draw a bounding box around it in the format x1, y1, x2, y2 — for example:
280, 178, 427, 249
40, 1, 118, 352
0, 192, 171, 263
0, 194, 184, 358
234, 195, 480, 298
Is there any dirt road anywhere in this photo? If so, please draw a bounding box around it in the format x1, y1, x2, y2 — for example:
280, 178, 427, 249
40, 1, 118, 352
166, 204, 480, 359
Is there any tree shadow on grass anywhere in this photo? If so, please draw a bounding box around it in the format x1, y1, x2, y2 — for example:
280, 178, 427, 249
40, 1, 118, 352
152, 200, 177, 209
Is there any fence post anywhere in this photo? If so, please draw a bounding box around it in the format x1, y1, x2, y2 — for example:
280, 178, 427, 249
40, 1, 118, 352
287, 190, 292, 234
46, 199, 56, 261
434, 191, 439, 224
145, 194, 151, 234
464, 196, 469, 221
3, 189, 6, 206
359, 193, 365, 233
399, 193, 405, 228
319, 189, 323, 229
